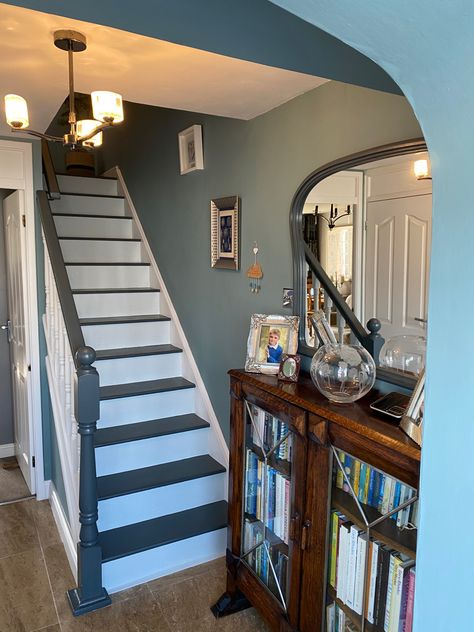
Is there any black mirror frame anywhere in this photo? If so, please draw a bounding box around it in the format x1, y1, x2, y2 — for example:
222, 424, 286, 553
290, 137, 428, 390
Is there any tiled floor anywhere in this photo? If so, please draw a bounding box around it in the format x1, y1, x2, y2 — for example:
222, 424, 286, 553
0, 457, 31, 503
0, 499, 271, 632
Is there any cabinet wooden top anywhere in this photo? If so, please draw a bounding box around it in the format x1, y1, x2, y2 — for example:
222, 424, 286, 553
229, 369, 421, 463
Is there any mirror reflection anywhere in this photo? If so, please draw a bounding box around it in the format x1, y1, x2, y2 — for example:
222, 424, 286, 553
303, 150, 432, 348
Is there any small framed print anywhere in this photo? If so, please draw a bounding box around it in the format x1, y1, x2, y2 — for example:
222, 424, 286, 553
178, 125, 204, 175
245, 314, 299, 375
400, 368, 425, 446
278, 354, 301, 382
211, 195, 240, 270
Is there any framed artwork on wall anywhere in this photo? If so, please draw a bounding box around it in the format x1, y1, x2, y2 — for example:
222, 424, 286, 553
210, 195, 240, 270
178, 124, 204, 174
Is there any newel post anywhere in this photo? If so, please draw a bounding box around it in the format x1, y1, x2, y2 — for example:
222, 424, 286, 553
366, 318, 385, 365
67, 346, 111, 616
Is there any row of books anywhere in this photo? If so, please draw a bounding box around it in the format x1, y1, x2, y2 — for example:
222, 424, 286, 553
244, 448, 291, 544
243, 517, 288, 599
334, 451, 418, 529
326, 603, 359, 632
248, 404, 291, 461
329, 510, 416, 632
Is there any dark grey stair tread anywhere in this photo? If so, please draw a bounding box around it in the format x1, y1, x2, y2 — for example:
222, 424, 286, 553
99, 501, 228, 562
66, 262, 150, 266
59, 192, 124, 199
53, 212, 132, 220
73, 287, 159, 294
100, 377, 195, 400
95, 344, 181, 360
97, 455, 225, 500
60, 237, 141, 242
94, 414, 208, 448
80, 314, 170, 326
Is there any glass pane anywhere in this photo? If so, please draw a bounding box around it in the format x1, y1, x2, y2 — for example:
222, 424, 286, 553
241, 402, 292, 608
325, 449, 418, 632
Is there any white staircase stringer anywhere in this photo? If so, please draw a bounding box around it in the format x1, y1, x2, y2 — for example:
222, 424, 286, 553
104, 166, 229, 474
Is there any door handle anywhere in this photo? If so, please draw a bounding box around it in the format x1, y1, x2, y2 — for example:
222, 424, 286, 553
1, 320, 12, 343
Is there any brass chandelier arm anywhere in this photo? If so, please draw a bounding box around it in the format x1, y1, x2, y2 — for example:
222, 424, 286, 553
77, 120, 114, 143
11, 127, 64, 143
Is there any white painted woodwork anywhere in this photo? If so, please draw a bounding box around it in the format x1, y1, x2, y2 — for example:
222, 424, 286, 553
66, 264, 151, 290
96, 353, 182, 386
365, 194, 431, 339
51, 194, 126, 216
74, 291, 160, 319
82, 320, 171, 349
60, 239, 143, 263
96, 428, 210, 476
365, 153, 431, 202
306, 170, 361, 205
3, 191, 34, 492
102, 528, 227, 594
99, 388, 196, 427
58, 175, 118, 196
98, 473, 226, 531
0, 142, 28, 190
54, 215, 133, 239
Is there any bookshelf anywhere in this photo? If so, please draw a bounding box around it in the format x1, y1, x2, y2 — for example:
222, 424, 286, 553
212, 370, 421, 632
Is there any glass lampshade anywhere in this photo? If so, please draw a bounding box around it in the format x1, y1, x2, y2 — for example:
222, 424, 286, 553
77, 119, 103, 147
4, 94, 29, 129
414, 159, 429, 179
91, 91, 124, 124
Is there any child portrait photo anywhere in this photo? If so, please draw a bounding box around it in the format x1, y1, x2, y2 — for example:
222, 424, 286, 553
245, 314, 299, 374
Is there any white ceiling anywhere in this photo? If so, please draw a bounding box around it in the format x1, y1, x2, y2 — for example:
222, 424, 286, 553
0, 3, 328, 136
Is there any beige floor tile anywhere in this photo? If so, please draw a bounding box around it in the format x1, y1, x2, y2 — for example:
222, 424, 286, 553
0, 457, 31, 503
43, 542, 75, 596
30, 499, 62, 548
0, 500, 40, 559
32, 625, 61, 632
0, 548, 58, 632
147, 556, 226, 592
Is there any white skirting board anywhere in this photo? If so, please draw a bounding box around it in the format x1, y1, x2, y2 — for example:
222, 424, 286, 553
49, 483, 78, 582
0, 443, 15, 458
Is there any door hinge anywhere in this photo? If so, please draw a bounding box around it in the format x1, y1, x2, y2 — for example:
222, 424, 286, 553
28, 364, 31, 372
32, 456, 36, 468
22, 214, 26, 227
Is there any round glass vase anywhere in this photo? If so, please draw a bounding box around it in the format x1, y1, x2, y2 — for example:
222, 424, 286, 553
379, 335, 426, 376
310, 343, 376, 404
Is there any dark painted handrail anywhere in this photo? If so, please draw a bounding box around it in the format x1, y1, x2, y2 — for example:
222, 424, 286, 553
41, 139, 60, 199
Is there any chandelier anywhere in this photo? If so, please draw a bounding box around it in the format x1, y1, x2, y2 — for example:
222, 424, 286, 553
317, 204, 352, 231
4, 30, 123, 148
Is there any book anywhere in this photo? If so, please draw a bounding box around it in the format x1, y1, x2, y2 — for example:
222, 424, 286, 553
337, 520, 352, 603
343, 455, 353, 493
374, 545, 392, 629
398, 560, 416, 632
346, 524, 362, 609
358, 462, 367, 502
404, 568, 416, 632
352, 459, 361, 496
336, 451, 345, 489
389, 555, 414, 632
384, 552, 401, 631
353, 531, 368, 615
377, 473, 386, 512
367, 467, 377, 507
326, 602, 335, 632
283, 477, 290, 544
391, 481, 402, 521
329, 511, 339, 587
367, 540, 380, 623
382, 476, 393, 515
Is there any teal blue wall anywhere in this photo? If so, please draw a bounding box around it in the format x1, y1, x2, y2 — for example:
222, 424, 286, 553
97, 81, 421, 442
270, 3, 474, 629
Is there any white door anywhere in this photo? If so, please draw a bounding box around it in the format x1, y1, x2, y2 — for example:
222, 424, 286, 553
365, 193, 431, 341
3, 190, 35, 492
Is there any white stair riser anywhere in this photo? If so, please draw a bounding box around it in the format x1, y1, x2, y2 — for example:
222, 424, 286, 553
60, 239, 143, 263
96, 353, 182, 386
51, 195, 126, 216
99, 388, 195, 427
102, 528, 226, 594
96, 428, 209, 476
54, 215, 133, 239
83, 320, 170, 349
67, 265, 151, 289
74, 292, 160, 319
98, 473, 226, 531
57, 175, 118, 196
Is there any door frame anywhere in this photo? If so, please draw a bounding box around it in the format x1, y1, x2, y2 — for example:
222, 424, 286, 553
0, 138, 46, 499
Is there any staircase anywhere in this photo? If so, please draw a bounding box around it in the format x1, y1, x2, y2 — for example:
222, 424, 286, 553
51, 172, 228, 593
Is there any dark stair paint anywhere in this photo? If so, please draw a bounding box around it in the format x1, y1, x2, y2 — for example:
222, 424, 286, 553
52, 212, 132, 220
60, 237, 141, 242
80, 314, 170, 326
100, 377, 195, 400
66, 262, 150, 267
94, 414, 209, 448
58, 192, 125, 199
97, 455, 225, 500
96, 344, 181, 360
73, 287, 159, 295
99, 500, 228, 562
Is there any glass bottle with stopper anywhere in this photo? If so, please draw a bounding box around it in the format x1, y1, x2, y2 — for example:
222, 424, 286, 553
246, 242, 263, 293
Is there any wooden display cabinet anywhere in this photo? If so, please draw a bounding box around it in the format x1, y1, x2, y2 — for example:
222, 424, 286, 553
212, 370, 421, 632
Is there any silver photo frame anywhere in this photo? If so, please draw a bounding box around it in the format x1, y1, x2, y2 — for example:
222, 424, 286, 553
400, 368, 425, 446
245, 314, 299, 375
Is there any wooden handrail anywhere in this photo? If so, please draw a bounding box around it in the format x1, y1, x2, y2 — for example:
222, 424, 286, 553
41, 139, 60, 199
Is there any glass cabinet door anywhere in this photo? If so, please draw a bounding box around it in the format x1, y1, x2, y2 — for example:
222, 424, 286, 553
325, 448, 419, 632
240, 400, 294, 610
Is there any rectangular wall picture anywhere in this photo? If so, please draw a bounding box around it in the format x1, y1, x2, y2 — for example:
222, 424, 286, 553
211, 195, 240, 270
178, 124, 204, 175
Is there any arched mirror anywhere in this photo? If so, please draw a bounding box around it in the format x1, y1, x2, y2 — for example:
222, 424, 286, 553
291, 138, 431, 387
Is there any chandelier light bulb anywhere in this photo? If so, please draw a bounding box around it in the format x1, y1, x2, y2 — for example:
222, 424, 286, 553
77, 119, 103, 147
91, 91, 124, 124
414, 159, 429, 180
4, 94, 29, 129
